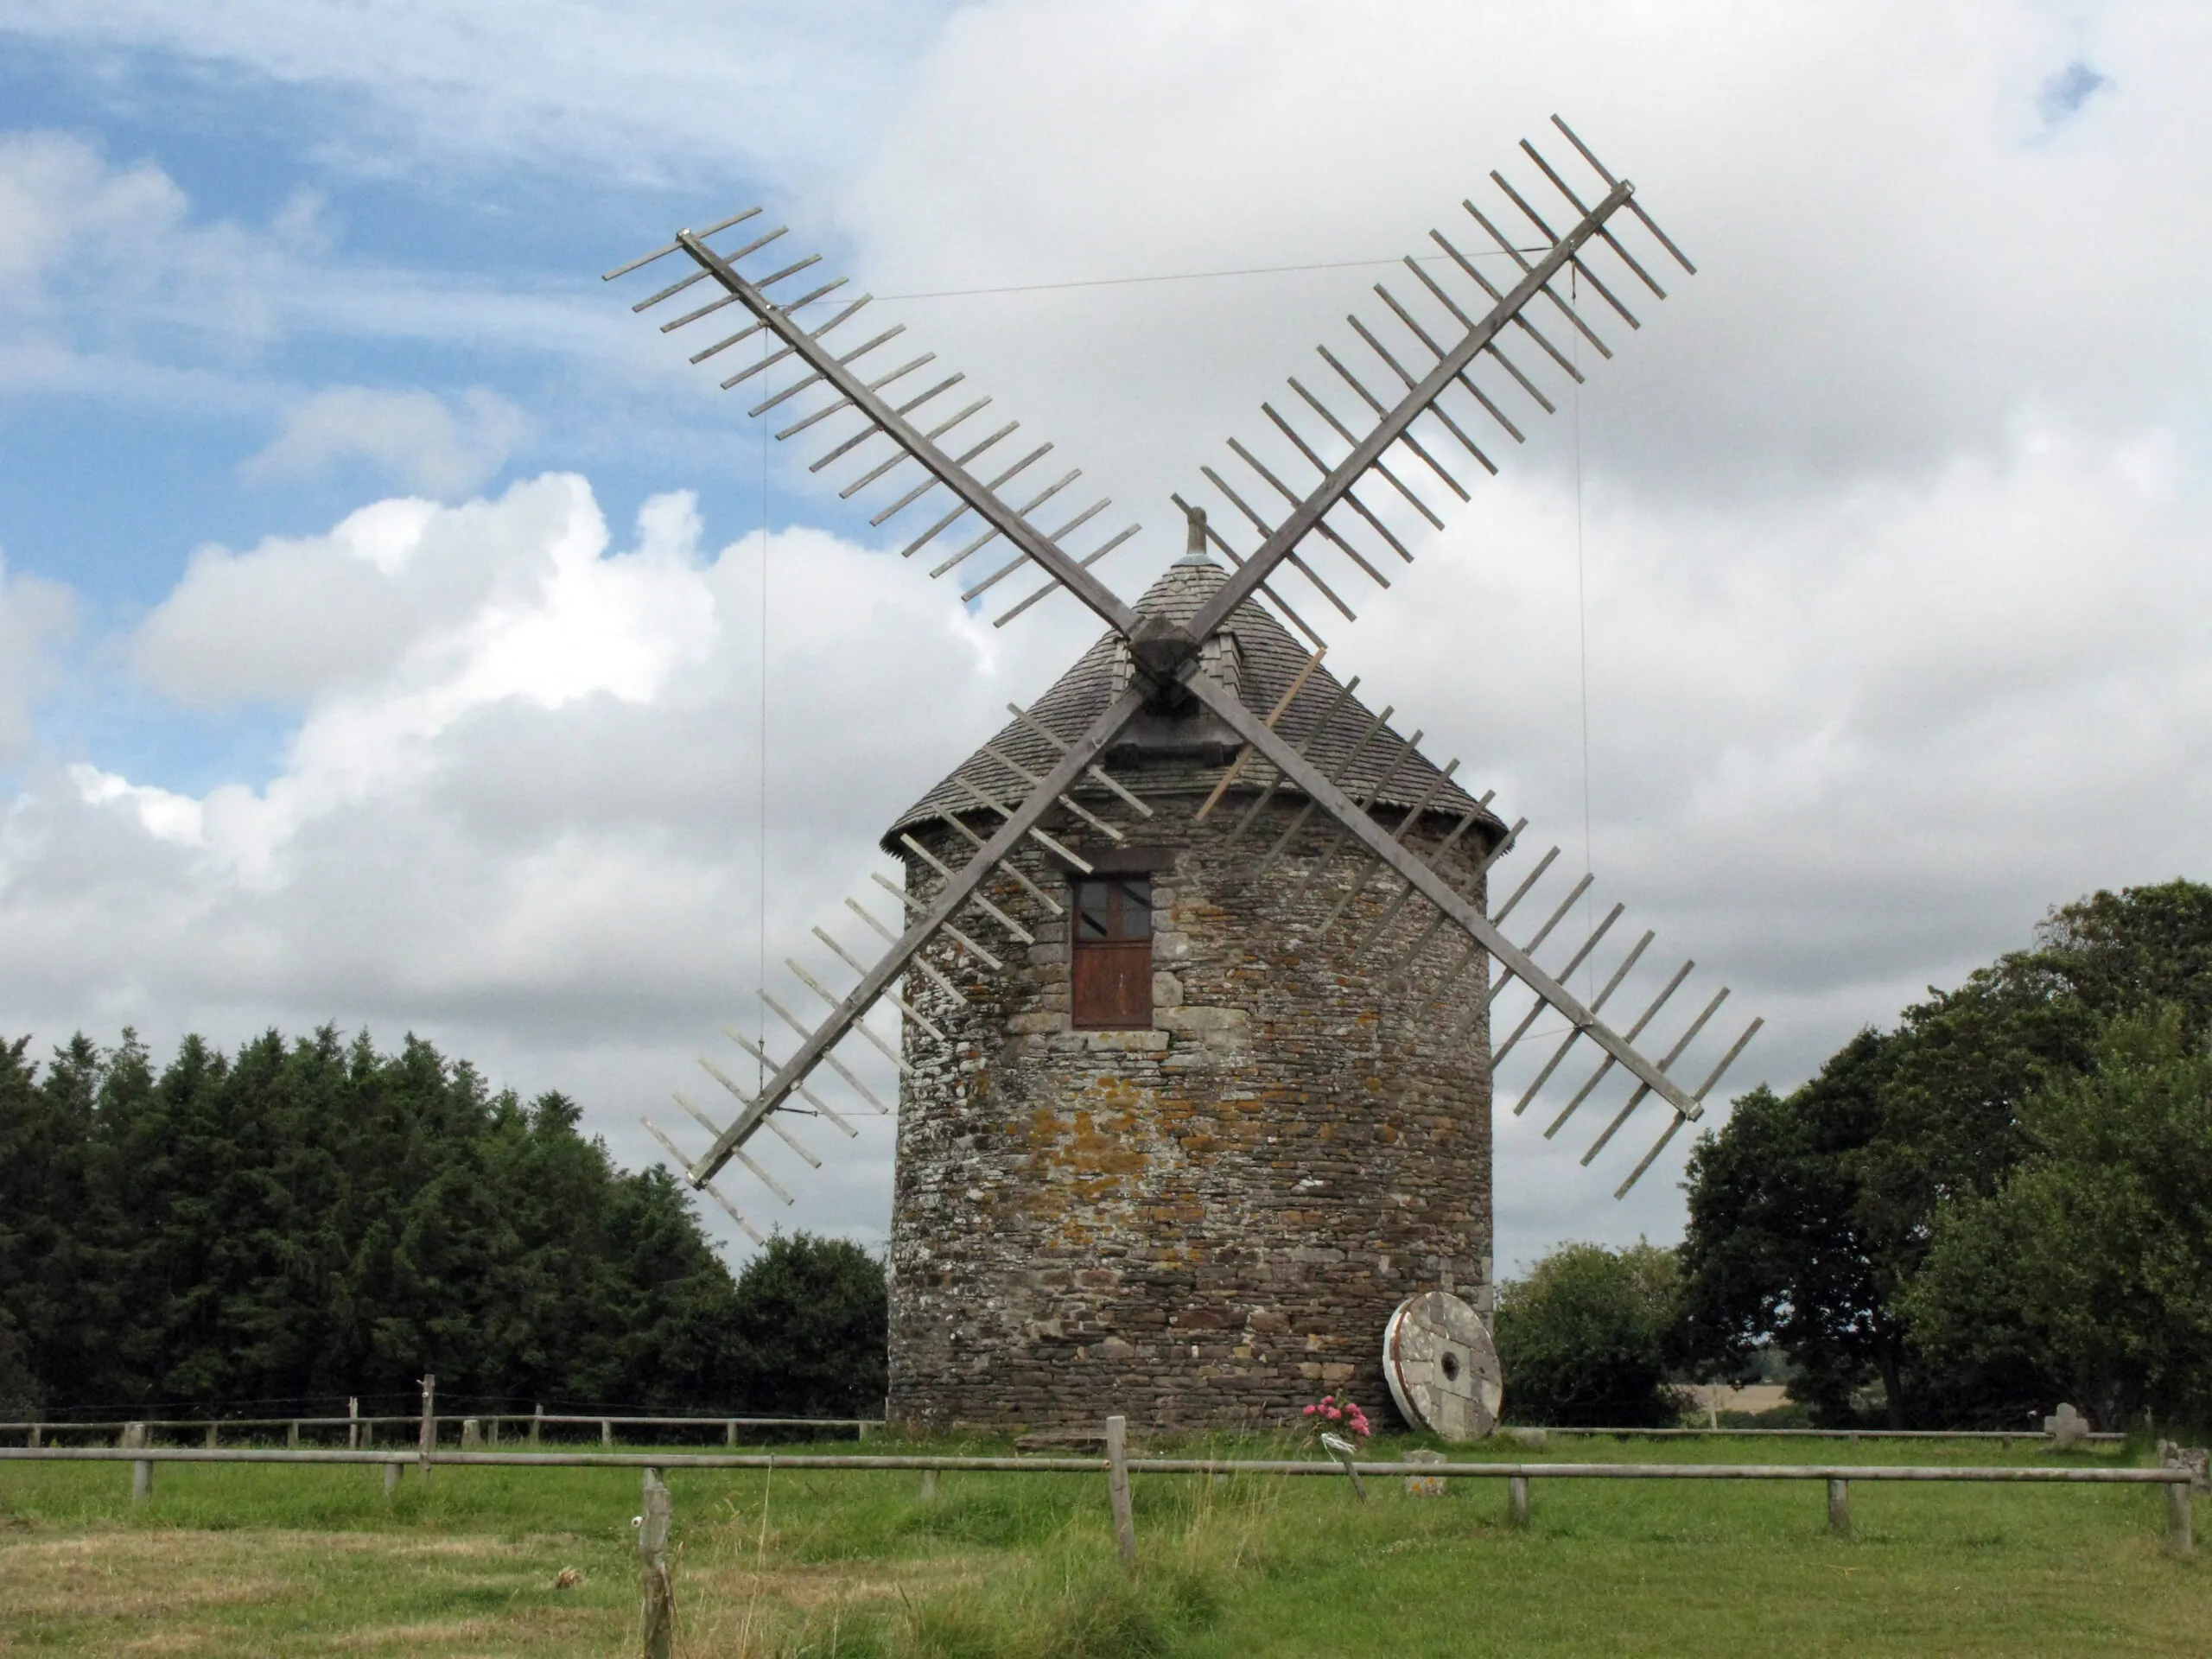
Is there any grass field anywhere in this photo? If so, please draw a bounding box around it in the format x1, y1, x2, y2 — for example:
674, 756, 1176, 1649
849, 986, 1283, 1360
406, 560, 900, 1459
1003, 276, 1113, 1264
2, 1433, 2204, 1656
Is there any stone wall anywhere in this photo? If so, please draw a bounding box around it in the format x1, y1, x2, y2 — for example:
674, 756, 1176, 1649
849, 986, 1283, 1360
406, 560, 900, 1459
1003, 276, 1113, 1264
887, 779, 1493, 1432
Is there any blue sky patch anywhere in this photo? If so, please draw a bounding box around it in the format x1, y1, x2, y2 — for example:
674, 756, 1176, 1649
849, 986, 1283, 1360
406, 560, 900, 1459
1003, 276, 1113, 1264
2036, 59, 2108, 130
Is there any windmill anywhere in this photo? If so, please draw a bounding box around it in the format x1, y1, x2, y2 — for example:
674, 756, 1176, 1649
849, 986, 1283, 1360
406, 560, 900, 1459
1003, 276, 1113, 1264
611, 118, 1760, 1431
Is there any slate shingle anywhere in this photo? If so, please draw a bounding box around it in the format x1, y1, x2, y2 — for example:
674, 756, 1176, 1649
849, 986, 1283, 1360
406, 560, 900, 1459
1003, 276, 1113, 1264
886, 558, 1504, 847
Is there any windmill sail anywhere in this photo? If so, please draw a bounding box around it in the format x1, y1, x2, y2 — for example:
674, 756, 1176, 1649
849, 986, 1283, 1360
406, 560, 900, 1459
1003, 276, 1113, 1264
1179, 117, 1693, 653
644, 684, 1159, 1208
1181, 667, 1758, 1192
604, 219, 1141, 633
610, 116, 1755, 1221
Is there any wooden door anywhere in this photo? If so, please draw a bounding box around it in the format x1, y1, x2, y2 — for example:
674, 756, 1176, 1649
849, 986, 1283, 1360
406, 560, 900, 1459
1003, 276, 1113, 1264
1071, 876, 1153, 1029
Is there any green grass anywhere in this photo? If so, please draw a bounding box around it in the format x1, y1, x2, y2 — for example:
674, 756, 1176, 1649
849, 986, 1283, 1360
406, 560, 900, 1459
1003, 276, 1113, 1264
1, 1433, 2203, 1656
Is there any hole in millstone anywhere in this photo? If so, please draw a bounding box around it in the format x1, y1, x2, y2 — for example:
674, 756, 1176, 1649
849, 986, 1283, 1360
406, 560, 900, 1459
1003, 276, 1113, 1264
1440, 1351, 1461, 1381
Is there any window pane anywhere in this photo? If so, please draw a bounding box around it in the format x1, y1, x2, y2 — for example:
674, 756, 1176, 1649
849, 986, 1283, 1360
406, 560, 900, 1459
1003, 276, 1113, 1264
1114, 877, 1152, 940
1077, 880, 1111, 939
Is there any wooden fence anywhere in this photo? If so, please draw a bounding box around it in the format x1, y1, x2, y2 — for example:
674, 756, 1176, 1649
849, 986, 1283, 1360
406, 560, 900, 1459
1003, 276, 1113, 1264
9, 1418, 2196, 1656
1541, 1425, 2125, 1444
3, 1433, 2195, 1554
0, 1414, 2123, 1450
0, 1409, 874, 1449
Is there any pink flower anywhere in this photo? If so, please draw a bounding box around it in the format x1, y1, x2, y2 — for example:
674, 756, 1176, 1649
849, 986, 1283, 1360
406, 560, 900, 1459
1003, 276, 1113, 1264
1303, 1393, 1373, 1439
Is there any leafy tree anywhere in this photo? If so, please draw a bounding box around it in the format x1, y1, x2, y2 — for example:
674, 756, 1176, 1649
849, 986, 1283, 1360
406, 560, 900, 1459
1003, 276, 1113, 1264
1675, 880, 2212, 1427
1675, 1031, 1903, 1424
1902, 1007, 2212, 1428
730, 1233, 888, 1416
1495, 1242, 1682, 1427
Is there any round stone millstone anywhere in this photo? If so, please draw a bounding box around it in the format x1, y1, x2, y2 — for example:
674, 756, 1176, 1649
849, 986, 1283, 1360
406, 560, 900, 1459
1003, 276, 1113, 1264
1382, 1291, 1502, 1441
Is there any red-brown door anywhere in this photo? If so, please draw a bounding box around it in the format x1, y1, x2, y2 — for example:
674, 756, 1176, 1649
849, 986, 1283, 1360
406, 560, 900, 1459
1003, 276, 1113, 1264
1071, 876, 1153, 1029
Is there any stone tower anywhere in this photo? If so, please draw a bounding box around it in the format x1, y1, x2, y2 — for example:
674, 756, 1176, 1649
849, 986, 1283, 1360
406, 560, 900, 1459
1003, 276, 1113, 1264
884, 547, 1505, 1431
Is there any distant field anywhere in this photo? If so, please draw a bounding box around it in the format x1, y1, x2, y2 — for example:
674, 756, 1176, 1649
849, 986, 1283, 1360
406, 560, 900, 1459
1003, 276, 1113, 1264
2, 1433, 2204, 1656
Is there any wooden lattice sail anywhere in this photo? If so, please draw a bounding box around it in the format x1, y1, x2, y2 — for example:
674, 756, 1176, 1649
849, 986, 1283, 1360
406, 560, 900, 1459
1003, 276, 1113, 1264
607, 116, 1758, 1256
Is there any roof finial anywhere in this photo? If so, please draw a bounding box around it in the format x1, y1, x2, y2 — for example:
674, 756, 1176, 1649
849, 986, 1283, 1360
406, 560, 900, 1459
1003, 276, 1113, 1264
1175, 504, 1216, 567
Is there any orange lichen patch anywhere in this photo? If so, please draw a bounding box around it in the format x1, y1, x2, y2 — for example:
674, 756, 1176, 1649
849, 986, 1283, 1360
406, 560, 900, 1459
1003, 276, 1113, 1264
1047, 1124, 1150, 1178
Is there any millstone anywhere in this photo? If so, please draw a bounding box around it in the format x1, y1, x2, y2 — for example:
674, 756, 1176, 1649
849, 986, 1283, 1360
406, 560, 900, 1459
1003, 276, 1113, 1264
1382, 1290, 1502, 1441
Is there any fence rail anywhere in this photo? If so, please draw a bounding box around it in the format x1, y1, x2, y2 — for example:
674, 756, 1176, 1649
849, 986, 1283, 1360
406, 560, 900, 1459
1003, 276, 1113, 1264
1542, 1426, 2126, 1444
0, 1446, 2187, 1481
0, 1416, 2121, 1446
2, 1439, 2193, 1553
0, 1413, 876, 1448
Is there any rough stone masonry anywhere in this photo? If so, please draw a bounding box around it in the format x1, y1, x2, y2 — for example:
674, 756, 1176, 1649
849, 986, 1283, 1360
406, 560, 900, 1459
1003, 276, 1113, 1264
884, 557, 1504, 1431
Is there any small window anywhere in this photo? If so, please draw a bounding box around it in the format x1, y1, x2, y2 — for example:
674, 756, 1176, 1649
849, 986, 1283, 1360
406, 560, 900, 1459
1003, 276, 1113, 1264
1071, 875, 1153, 1028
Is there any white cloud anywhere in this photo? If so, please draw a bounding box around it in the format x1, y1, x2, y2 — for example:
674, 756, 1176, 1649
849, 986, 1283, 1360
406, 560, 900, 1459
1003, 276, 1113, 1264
4, 474, 1091, 1251
130, 474, 731, 874
0, 129, 289, 348
244, 385, 528, 498
0, 130, 640, 426
0, 130, 188, 300
2, 0, 951, 188
1337, 415, 2212, 1258
818, 0, 2207, 526
0, 553, 75, 765
67, 765, 205, 846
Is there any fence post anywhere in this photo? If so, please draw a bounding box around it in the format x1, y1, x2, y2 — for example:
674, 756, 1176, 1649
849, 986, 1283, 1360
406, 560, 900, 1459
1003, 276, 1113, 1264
1507, 1475, 1530, 1528
532, 1404, 543, 1447
2170, 1478, 2195, 1555
461, 1418, 482, 1449
639, 1467, 675, 1659
602, 1419, 613, 1447
488, 1415, 499, 1448
385, 1460, 402, 1498
417, 1373, 436, 1481
1104, 1415, 1138, 1568
1827, 1478, 1851, 1537
1319, 1432, 1369, 1503
122, 1421, 150, 1504
920, 1469, 938, 1502
26, 1422, 38, 1450
204, 1421, 218, 1450
348, 1396, 359, 1451
288, 1421, 300, 1448
726, 1420, 736, 1448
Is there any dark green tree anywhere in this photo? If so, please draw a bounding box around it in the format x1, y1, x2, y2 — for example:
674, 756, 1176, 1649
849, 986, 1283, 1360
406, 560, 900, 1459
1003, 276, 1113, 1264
1495, 1242, 1682, 1427
1675, 880, 2212, 1427
1903, 1007, 2212, 1428
0, 1027, 893, 1419
1675, 1031, 1902, 1424
729, 1233, 889, 1417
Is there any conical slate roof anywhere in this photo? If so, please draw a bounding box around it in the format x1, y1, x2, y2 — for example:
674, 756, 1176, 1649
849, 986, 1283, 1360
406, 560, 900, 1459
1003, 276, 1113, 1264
887, 557, 1502, 846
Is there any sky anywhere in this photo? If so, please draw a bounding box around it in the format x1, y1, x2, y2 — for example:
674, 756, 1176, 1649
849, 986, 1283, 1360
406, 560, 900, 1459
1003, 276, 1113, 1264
1, 0, 2206, 1277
